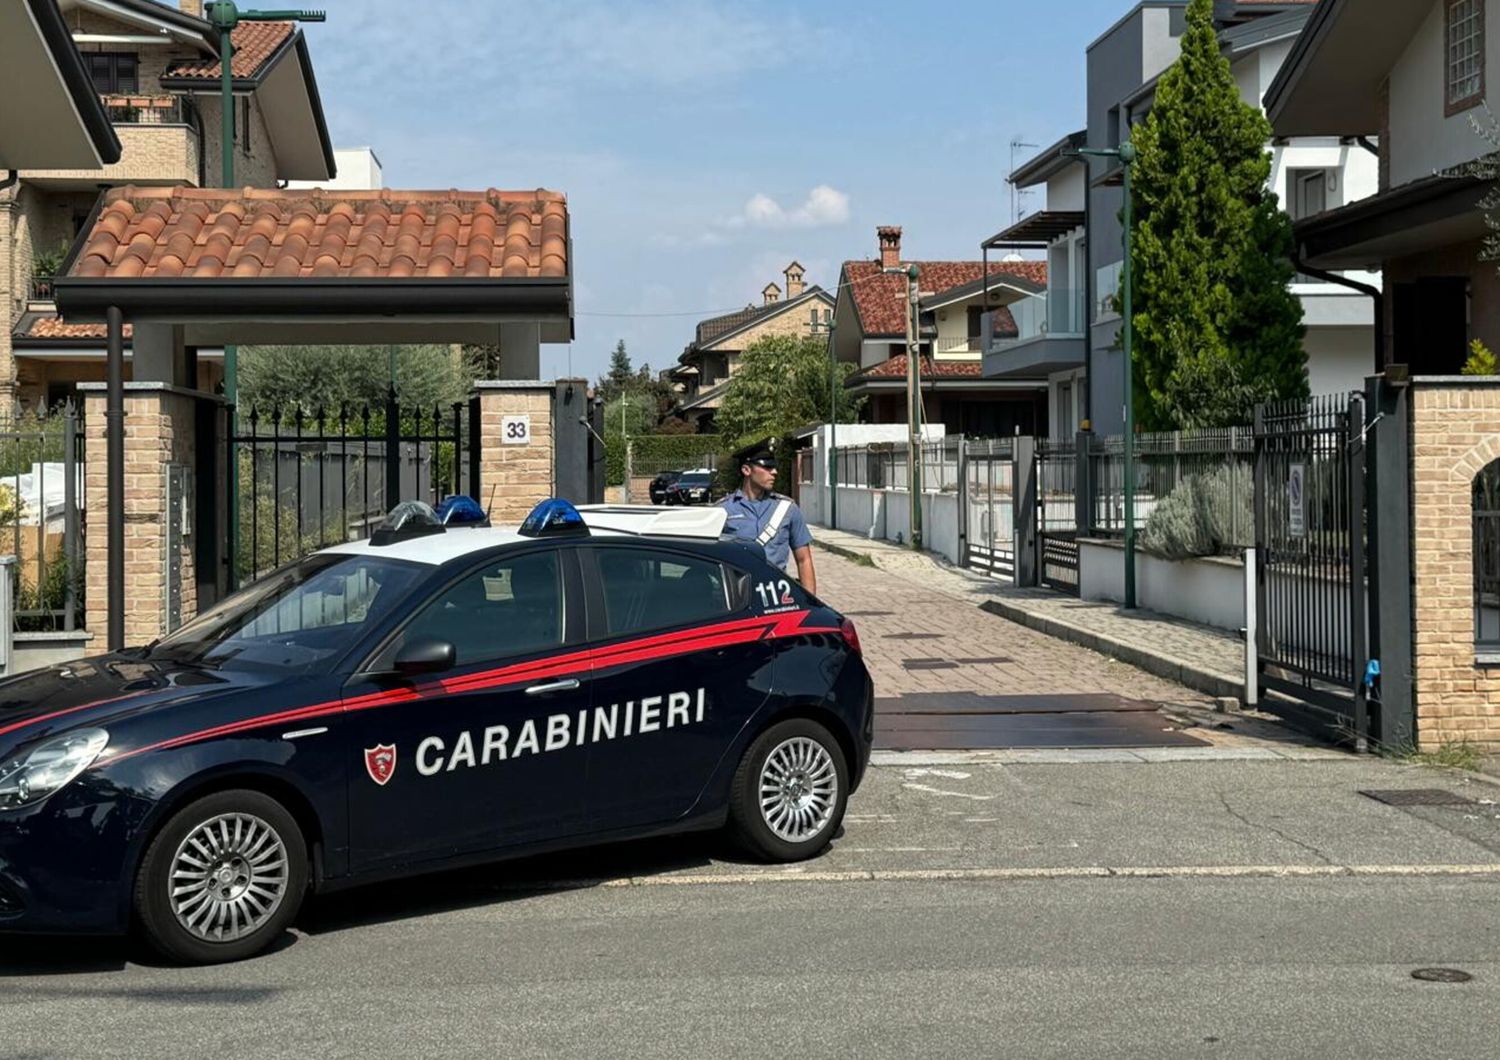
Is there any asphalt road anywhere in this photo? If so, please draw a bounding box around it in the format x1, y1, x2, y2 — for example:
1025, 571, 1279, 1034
3, 757, 1499, 1059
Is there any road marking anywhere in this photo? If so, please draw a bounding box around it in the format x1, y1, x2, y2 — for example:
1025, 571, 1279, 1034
903, 768, 972, 780
496, 863, 1500, 892
902, 782, 996, 801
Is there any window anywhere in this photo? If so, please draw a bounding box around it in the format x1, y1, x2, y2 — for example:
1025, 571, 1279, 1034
148, 554, 426, 674
391, 551, 563, 668
1448, 0, 1486, 113
1475, 460, 1500, 651
86, 52, 137, 94
596, 548, 730, 637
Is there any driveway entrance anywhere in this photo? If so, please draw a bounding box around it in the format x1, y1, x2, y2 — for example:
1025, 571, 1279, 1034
817, 551, 1212, 750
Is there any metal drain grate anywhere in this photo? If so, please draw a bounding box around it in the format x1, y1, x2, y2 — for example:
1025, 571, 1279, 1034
1359, 789, 1475, 807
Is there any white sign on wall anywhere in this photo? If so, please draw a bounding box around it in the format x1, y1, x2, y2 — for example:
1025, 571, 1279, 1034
1288, 463, 1306, 538
501, 415, 531, 446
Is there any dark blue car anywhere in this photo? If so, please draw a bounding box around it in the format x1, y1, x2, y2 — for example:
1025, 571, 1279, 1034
0, 500, 872, 964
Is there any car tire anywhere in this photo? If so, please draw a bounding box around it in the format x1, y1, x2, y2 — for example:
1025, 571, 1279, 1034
134, 789, 309, 965
728, 718, 848, 862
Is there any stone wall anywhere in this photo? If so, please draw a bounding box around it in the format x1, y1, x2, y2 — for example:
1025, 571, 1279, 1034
1409, 379, 1500, 749
475, 382, 554, 529
83, 385, 200, 645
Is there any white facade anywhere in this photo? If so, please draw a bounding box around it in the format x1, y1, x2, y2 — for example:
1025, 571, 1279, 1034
1388, 1, 1499, 185
287, 147, 383, 191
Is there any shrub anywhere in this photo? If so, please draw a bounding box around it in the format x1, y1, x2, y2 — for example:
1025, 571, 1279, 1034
1463, 338, 1498, 376
1138, 464, 1252, 560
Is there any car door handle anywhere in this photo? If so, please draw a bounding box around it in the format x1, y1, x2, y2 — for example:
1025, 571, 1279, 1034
525, 678, 581, 695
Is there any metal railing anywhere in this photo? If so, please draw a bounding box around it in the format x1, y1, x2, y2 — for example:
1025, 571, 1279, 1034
100, 94, 193, 125
0, 405, 84, 632
830, 439, 963, 493
1087, 428, 1255, 549
28, 276, 55, 301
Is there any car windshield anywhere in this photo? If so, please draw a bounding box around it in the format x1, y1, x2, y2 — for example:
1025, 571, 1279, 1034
146, 553, 427, 674
679, 473, 711, 486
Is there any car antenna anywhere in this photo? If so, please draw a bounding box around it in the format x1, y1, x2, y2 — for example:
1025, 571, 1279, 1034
484, 484, 498, 520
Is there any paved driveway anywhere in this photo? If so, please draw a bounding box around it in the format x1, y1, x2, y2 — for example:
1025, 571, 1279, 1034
813, 550, 1216, 748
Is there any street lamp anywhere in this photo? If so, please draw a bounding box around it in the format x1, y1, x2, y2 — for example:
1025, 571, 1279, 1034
206, 2, 325, 586
1069, 140, 1137, 607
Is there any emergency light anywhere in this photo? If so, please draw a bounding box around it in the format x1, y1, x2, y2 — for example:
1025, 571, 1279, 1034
519, 498, 589, 538
370, 500, 446, 546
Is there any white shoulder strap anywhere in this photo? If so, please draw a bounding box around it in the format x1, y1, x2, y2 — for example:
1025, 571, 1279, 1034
757, 498, 793, 546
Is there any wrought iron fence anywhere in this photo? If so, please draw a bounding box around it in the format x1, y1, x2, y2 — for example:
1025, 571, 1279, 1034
0, 405, 84, 632
1087, 427, 1254, 549
235, 394, 469, 583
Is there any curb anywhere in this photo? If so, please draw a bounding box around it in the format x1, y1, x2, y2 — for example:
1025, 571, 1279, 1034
814, 538, 880, 567
977, 597, 1244, 703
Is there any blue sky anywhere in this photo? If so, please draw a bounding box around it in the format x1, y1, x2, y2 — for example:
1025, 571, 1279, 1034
300, 0, 1124, 381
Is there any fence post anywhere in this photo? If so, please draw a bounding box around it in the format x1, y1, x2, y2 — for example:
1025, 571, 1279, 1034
1243, 545, 1258, 707
467, 394, 481, 501
63, 401, 78, 632
956, 435, 969, 566
383, 388, 400, 510
623, 439, 634, 504
1347, 393, 1369, 753
1251, 404, 1269, 672
1364, 373, 1412, 749
1014, 435, 1039, 587
1074, 430, 1093, 537
0, 554, 12, 676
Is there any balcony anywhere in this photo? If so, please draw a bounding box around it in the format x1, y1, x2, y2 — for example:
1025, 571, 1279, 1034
981, 289, 1087, 380
933, 335, 985, 355
23, 95, 200, 188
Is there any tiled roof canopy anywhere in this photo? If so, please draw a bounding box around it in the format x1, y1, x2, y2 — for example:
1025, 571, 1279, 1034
70, 186, 569, 280
844, 260, 1048, 337
18, 315, 132, 340
164, 21, 294, 80
857, 354, 985, 380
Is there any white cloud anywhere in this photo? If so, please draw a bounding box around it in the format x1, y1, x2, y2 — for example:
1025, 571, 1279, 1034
730, 185, 851, 230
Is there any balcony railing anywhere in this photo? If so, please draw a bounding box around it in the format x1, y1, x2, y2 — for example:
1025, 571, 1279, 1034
28, 276, 56, 301
99, 94, 192, 125
934, 335, 983, 354
982, 289, 1086, 351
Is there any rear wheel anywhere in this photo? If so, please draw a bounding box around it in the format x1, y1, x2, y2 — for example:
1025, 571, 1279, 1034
728, 718, 848, 861
134, 789, 308, 965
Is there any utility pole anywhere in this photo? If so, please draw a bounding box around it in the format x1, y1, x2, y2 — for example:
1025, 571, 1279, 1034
206, 2, 325, 588
903, 265, 923, 551
811, 315, 837, 528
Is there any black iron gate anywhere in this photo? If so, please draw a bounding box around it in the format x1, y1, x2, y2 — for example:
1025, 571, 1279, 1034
1036, 438, 1079, 594
1253, 392, 1369, 742
232, 391, 472, 583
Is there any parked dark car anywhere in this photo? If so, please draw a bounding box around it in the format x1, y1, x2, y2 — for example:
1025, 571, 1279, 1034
649, 470, 683, 505
665, 470, 716, 506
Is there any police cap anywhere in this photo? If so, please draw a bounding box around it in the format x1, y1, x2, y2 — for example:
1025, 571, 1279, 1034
734, 438, 778, 470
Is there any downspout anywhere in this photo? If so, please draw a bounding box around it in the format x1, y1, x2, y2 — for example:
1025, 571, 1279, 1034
1082, 166, 1093, 428
0, 171, 17, 192
1293, 246, 1385, 371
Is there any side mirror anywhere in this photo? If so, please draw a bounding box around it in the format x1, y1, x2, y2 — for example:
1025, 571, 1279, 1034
393, 638, 455, 676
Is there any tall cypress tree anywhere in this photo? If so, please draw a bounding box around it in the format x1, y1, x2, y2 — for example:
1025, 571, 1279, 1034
1128, 0, 1307, 430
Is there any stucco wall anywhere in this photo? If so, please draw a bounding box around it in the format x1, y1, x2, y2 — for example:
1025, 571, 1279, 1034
1388, 0, 1497, 187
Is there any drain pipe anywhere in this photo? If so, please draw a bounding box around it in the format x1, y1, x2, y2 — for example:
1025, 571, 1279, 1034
0, 171, 16, 192
1292, 247, 1385, 372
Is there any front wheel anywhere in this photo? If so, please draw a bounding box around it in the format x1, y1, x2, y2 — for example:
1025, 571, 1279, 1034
728, 718, 848, 861
134, 789, 308, 964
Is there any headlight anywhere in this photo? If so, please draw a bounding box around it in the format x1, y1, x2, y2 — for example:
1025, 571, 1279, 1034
0, 728, 109, 811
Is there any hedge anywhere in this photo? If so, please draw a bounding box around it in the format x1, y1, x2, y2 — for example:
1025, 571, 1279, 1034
606, 434, 726, 487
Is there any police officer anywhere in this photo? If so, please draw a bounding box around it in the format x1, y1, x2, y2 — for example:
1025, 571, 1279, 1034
720, 439, 817, 594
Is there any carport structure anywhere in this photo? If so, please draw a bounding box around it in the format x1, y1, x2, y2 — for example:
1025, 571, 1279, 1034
53, 185, 575, 651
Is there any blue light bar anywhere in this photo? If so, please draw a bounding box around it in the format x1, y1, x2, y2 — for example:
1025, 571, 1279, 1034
518, 498, 589, 537
436, 494, 489, 527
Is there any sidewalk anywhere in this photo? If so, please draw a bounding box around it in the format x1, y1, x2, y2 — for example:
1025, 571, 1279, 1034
812, 525, 1247, 704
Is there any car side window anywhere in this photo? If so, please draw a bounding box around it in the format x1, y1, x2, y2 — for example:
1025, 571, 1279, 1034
391, 551, 564, 668
596, 548, 731, 637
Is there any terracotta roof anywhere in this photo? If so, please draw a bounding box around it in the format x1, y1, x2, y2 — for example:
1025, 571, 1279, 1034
855, 354, 985, 380
842, 260, 1047, 337
163, 21, 295, 81
692, 285, 831, 348
17, 315, 132, 340
70, 186, 569, 280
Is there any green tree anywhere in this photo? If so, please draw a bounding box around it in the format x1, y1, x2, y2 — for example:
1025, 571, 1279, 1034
1128, 0, 1307, 430
595, 339, 635, 404
239, 344, 470, 413
715, 334, 863, 451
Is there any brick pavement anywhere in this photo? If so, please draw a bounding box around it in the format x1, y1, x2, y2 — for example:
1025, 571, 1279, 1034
814, 546, 1212, 709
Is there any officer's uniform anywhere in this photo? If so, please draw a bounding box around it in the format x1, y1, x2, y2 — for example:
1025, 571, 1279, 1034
720, 442, 813, 576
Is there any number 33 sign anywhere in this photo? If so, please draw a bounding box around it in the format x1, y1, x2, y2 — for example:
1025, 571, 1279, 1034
501, 415, 531, 445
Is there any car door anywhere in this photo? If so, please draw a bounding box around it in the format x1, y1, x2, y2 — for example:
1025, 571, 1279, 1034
343, 546, 592, 872
581, 543, 774, 831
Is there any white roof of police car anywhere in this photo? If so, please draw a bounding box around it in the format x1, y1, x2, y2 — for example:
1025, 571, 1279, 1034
321, 505, 728, 567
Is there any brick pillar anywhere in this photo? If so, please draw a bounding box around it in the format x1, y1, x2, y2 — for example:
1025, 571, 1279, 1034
474, 380, 554, 529
82, 383, 199, 645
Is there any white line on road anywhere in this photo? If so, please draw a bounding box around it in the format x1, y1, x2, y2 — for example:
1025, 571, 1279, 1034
901, 782, 996, 801
496, 863, 1500, 893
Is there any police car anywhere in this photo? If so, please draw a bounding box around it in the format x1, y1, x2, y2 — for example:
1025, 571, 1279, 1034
0, 499, 871, 964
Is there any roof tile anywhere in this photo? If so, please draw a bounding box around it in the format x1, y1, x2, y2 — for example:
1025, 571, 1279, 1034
843, 260, 1047, 337
67, 186, 570, 281
857, 353, 985, 380
164, 22, 295, 81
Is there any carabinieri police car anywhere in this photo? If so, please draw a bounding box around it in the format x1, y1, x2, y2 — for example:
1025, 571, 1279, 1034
0, 499, 872, 964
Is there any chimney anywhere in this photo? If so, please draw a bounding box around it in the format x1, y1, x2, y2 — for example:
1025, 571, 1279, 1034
180, 0, 204, 16
762, 282, 781, 306
784, 261, 805, 299
877, 226, 903, 269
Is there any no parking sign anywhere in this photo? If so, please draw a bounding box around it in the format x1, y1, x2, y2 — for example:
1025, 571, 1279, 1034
1288, 463, 1306, 538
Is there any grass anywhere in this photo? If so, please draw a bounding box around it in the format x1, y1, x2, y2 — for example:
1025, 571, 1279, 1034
1378, 737, 1486, 773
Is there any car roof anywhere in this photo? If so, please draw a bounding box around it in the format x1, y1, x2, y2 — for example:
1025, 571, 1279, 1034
319, 505, 733, 568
